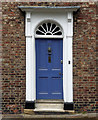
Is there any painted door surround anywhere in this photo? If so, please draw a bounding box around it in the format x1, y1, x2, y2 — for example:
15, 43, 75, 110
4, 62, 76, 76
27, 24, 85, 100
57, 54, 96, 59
19, 6, 79, 103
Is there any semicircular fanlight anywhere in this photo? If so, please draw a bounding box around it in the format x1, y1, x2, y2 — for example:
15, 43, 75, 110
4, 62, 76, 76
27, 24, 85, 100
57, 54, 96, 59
36, 22, 62, 36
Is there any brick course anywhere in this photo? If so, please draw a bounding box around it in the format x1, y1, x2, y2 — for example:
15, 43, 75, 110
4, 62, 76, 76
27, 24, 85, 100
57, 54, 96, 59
0, 1, 2, 114
2, 2, 97, 114
96, 1, 98, 113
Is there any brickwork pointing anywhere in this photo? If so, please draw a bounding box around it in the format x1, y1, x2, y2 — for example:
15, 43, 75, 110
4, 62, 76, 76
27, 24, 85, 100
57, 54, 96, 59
1, 0, 98, 2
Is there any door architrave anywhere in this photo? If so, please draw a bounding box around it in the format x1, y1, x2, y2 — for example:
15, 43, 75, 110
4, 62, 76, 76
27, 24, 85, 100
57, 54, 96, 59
25, 10, 73, 103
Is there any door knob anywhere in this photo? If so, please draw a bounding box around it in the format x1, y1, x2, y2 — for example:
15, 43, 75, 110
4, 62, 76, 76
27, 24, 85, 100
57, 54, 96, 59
61, 60, 63, 64
59, 73, 63, 75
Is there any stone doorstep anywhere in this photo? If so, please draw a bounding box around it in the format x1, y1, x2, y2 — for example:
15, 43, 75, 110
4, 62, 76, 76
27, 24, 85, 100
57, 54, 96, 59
35, 103, 64, 110
35, 100, 64, 112
24, 109, 75, 114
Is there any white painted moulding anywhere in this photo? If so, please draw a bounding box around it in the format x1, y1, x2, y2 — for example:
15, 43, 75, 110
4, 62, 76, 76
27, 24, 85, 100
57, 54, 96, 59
18, 6, 80, 12
19, 6, 80, 103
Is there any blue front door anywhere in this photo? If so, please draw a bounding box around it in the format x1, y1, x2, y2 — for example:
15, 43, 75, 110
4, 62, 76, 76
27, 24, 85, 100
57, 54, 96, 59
36, 38, 63, 99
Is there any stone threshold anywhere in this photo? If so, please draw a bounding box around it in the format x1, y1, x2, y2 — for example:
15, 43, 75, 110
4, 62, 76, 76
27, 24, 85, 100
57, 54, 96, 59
35, 99, 64, 103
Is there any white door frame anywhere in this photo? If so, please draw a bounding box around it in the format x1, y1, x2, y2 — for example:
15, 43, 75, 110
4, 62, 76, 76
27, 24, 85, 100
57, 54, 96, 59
19, 6, 79, 103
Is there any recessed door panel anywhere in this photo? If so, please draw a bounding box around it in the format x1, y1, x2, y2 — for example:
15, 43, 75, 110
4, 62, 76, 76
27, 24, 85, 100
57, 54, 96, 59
36, 38, 63, 99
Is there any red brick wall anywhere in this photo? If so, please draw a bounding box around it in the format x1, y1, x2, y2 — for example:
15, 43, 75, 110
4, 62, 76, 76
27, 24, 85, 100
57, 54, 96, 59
73, 2, 97, 112
2, 2, 97, 114
96, 2, 98, 113
0, 1, 2, 114
2, 2, 26, 114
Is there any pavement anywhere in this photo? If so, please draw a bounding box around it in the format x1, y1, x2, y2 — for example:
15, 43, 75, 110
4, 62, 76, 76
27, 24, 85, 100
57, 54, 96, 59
1, 113, 98, 120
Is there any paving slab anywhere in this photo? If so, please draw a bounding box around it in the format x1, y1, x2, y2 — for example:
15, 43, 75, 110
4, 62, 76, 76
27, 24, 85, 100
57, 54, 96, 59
1, 113, 98, 120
